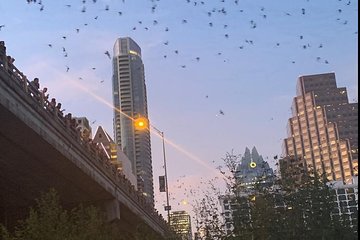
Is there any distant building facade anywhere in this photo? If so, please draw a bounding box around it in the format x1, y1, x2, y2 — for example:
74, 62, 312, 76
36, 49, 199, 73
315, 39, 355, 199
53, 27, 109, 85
93, 126, 137, 188
112, 37, 154, 204
235, 147, 274, 190
74, 117, 92, 140
219, 147, 275, 235
329, 176, 358, 231
283, 73, 358, 183
169, 211, 192, 240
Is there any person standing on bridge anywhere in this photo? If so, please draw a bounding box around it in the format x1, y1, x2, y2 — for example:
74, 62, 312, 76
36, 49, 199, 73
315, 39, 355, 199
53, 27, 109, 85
49, 98, 57, 113
39, 87, 49, 107
40, 87, 49, 101
56, 102, 64, 117
65, 113, 72, 124
0, 41, 6, 58
6, 55, 15, 65
29, 77, 40, 99
30, 77, 40, 89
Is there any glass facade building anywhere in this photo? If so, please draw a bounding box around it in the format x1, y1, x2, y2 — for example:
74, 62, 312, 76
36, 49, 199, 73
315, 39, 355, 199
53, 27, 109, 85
235, 147, 274, 189
112, 37, 154, 205
170, 211, 193, 240
329, 176, 358, 231
283, 73, 358, 183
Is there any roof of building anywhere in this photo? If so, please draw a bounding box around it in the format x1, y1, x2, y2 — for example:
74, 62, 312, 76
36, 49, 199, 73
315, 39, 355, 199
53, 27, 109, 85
235, 147, 274, 184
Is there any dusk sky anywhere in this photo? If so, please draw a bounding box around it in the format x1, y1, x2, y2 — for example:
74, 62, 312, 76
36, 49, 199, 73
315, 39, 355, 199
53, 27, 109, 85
1, 0, 358, 227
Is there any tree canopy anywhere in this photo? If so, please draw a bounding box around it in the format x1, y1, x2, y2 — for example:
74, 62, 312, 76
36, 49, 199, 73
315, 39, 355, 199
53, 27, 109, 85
0, 189, 172, 240
192, 151, 358, 240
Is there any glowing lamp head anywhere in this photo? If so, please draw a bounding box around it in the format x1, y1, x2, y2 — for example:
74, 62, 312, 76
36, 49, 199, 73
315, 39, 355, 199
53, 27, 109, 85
134, 117, 148, 130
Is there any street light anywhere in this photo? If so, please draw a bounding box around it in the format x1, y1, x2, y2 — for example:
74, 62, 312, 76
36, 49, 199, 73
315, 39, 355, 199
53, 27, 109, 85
134, 117, 148, 130
152, 126, 171, 224
133, 117, 171, 224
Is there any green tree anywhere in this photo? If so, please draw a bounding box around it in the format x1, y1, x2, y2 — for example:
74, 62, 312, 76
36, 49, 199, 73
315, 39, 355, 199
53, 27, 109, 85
192, 151, 358, 240
0, 189, 178, 240
281, 171, 357, 240
193, 181, 227, 240
0, 189, 119, 240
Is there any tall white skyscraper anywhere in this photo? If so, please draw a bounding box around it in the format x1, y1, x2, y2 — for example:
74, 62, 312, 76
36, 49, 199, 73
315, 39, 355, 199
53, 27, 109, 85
112, 37, 154, 205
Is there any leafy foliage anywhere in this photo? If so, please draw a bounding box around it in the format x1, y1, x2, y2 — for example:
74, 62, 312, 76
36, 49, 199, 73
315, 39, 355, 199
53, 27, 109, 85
0, 189, 171, 240
192, 151, 358, 240
0, 189, 116, 240
193, 180, 227, 239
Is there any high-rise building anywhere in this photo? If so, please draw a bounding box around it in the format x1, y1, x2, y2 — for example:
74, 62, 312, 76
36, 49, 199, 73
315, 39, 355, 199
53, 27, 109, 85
112, 37, 154, 204
169, 211, 193, 240
283, 73, 358, 183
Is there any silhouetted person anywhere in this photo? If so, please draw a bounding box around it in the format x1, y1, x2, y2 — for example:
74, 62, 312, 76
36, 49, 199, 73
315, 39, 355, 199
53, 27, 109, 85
56, 103, 63, 117
40, 87, 49, 101
29, 77, 40, 98
0, 41, 5, 55
65, 113, 73, 127
49, 98, 56, 112
6, 55, 14, 64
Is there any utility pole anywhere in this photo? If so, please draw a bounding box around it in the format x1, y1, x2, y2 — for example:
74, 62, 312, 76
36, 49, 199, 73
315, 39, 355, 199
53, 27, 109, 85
153, 126, 171, 224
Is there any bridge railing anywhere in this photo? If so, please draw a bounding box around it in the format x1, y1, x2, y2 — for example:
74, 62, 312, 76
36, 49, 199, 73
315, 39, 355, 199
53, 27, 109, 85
0, 41, 168, 230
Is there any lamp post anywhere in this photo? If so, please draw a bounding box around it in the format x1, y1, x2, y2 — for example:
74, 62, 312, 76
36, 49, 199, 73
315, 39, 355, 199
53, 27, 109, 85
152, 126, 171, 224
134, 117, 171, 224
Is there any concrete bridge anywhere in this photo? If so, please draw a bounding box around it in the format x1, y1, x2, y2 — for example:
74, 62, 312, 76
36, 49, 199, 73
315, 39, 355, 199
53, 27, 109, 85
0, 41, 172, 239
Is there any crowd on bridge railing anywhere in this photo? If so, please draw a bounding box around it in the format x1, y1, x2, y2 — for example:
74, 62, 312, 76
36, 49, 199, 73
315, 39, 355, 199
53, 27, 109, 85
0, 41, 168, 229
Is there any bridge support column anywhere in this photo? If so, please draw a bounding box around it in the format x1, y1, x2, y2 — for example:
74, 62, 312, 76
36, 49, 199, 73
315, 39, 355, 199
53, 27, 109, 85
104, 199, 120, 222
